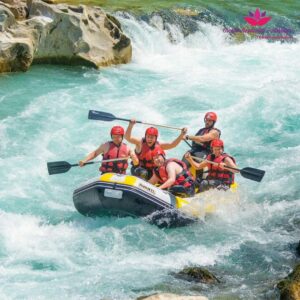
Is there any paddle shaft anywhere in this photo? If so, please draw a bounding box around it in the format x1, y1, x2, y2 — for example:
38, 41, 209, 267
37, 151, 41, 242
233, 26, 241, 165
184, 139, 193, 148
118, 117, 182, 130
116, 117, 182, 131
191, 156, 239, 172
190, 156, 265, 182
80, 157, 130, 166
88, 110, 182, 130
47, 157, 131, 175
140, 122, 182, 130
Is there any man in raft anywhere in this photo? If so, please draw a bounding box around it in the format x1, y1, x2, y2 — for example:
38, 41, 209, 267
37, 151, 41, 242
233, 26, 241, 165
125, 119, 187, 180
184, 139, 238, 191
148, 147, 195, 197
183, 111, 220, 161
79, 126, 139, 174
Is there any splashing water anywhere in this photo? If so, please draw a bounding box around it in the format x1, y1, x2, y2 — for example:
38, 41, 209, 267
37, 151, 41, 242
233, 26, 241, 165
0, 9, 299, 300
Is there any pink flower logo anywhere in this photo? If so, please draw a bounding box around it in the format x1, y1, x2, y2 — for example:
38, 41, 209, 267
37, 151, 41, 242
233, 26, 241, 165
244, 8, 272, 26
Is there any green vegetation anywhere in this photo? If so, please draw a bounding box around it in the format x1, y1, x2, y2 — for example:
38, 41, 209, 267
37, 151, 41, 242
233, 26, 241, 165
54, 0, 299, 21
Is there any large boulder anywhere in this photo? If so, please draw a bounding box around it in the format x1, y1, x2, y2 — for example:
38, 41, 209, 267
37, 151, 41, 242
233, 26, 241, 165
0, 0, 132, 72
277, 264, 300, 300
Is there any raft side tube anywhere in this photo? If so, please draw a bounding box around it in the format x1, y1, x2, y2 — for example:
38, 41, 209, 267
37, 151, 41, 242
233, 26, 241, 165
73, 174, 177, 218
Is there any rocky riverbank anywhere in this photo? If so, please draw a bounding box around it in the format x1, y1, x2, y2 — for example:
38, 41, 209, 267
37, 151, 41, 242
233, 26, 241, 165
0, 0, 132, 73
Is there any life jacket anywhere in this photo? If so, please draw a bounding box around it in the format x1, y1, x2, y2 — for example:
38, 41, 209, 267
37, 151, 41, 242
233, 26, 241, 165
192, 127, 221, 153
100, 141, 129, 174
136, 138, 160, 170
206, 153, 235, 185
154, 158, 195, 188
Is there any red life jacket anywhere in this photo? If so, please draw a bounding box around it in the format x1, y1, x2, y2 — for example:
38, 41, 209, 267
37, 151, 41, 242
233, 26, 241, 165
192, 127, 221, 153
206, 153, 235, 185
100, 141, 129, 174
154, 158, 195, 188
136, 138, 160, 170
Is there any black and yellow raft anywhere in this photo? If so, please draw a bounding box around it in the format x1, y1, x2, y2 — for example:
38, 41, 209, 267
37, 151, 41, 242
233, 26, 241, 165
73, 173, 238, 227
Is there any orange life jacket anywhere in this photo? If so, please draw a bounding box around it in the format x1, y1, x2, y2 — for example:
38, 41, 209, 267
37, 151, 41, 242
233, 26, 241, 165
136, 138, 160, 170
206, 153, 235, 185
154, 158, 195, 188
100, 141, 129, 174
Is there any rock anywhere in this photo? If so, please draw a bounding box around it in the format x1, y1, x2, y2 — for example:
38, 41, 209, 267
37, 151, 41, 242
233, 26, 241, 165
1, 0, 28, 20
141, 9, 224, 44
137, 293, 208, 300
41, 0, 58, 4
174, 266, 220, 284
29, 0, 131, 66
0, 0, 132, 72
0, 4, 15, 31
0, 38, 34, 72
277, 264, 300, 300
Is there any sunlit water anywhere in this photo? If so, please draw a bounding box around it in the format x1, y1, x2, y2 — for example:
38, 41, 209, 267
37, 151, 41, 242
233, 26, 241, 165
0, 9, 299, 300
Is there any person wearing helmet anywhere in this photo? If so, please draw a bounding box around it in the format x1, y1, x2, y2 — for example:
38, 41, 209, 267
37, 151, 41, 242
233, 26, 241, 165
184, 139, 238, 191
148, 147, 195, 197
182, 111, 221, 179
184, 111, 221, 156
79, 126, 139, 174
125, 120, 187, 180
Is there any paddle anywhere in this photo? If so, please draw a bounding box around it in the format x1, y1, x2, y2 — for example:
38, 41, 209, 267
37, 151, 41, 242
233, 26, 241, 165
47, 157, 129, 175
191, 156, 265, 182
184, 139, 193, 148
88, 110, 182, 131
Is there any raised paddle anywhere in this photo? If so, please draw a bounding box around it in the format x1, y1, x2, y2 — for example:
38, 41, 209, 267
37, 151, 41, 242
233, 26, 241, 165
88, 110, 182, 131
47, 157, 129, 175
191, 156, 265, 182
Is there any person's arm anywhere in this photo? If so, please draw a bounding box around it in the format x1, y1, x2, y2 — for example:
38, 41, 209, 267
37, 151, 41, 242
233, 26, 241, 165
220, 157, 239, 173
160, 127, 187, 150
186, 129, 220, 144
184, 152, 208, 170
148, 173, 159, 185
129, 148, 139, 167
159, 163, 177, 189
124, 119, 141, 146
79, 143, 107, 167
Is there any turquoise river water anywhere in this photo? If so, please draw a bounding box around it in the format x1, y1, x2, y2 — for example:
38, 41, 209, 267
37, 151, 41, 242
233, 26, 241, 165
0, 4, 300, 300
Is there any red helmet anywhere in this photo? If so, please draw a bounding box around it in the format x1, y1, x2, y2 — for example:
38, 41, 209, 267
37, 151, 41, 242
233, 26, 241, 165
111, 126, 125, 136
151, 147, 165, 158
211, 139, 224, 148
204, 112, 217, 122
145, 127, 159, 137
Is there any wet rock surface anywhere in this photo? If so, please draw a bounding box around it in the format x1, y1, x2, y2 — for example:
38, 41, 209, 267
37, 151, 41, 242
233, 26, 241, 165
0, 0, 132, 72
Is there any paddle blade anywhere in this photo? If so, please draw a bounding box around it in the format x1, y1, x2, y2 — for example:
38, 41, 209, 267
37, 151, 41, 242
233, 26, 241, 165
47, 161, 72, 175
240, 167, 265, 182
88, 110, 116, 121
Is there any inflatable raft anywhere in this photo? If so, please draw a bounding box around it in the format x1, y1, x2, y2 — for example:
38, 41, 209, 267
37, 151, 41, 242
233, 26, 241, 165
73, 173, 201, 227
73, 173, 238, 227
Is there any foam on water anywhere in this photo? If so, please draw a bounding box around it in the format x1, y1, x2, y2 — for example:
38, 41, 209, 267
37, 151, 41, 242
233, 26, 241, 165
0, 12, 299, 299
